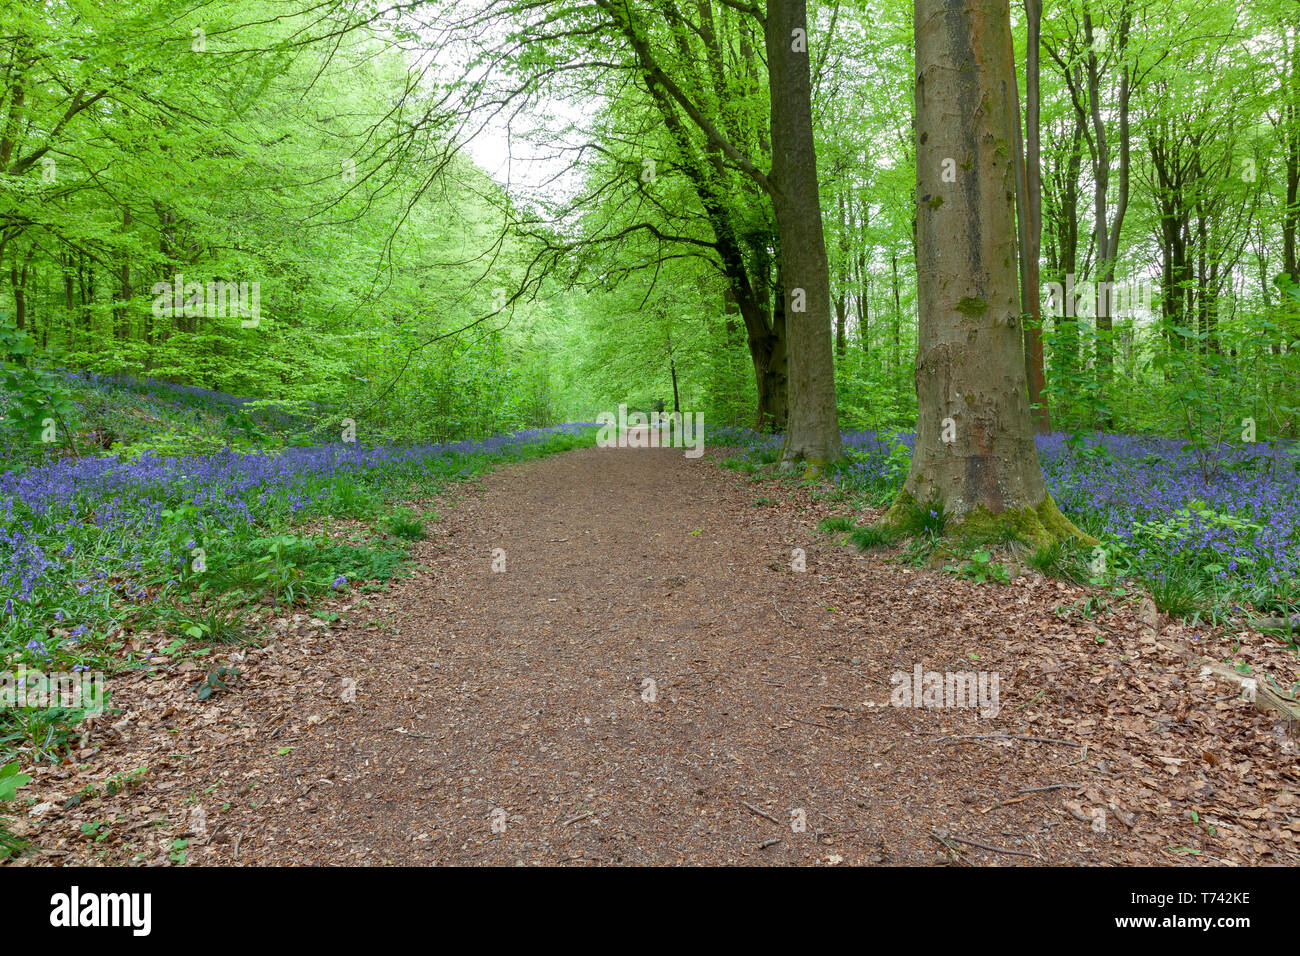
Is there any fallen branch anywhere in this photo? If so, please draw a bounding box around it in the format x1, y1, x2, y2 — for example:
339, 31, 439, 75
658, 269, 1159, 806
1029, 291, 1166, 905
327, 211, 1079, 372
743, 803, 781, 825
930, 830, 1038, 859
1179, 653, 1300, 726
1019, 784, 1081, 794
1247, 613, 1300, 632
771, 597, 800, 629
981, 793, 1032, 811
927, 830, 967, 865
394, 728, 438, 739
937, 734, 1084, 748
983, 784, 1081, 813
786, 715, 835, 730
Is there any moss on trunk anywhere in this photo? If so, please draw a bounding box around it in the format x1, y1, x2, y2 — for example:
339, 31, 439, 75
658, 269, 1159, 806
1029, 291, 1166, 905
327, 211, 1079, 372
954, 497, 1095, 547
779, 453, 837, 479
882, 488, 1095, 547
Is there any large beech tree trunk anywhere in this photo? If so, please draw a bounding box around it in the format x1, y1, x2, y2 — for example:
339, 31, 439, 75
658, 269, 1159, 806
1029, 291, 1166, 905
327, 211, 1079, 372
766, 0, 841, 466
891, 0, 1085, 544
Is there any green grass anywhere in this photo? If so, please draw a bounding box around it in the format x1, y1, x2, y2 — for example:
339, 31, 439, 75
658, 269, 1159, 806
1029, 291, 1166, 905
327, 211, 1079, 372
1147, 572, 1211, 618
817, 516, 857, 535
850, 523, 898, 550
384, 507, 426, 540
153, 598, 251, 645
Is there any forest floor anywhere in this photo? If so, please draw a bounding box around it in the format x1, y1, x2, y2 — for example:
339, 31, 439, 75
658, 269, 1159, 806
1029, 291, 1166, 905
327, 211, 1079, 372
6, 434, 1299, 866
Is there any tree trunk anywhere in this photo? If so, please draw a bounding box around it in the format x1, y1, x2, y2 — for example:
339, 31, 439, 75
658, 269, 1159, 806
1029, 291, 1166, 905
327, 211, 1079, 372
116, 206, 132, 340
766, 0, 841, 467
721, 285, 741, 339
734, 276, 788, 430
835, 192, 850, 358
1283, 21, 1300, 359
668, 334, 682, 413
62, 250, 75, 349
892, 0, 1086, 544
1286, 23, 1299, 289
857, 247, 870, 353
891, 252, 903, 381
625, 21, 789, 431
1082, 4, 1131, 420
10, 260, 26, 331
1019, 0, 1049, 432
834, 297, 848, 358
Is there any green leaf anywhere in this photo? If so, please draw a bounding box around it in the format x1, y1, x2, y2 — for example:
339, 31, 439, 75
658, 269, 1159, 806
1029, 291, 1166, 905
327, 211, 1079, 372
0, 762, 31, 802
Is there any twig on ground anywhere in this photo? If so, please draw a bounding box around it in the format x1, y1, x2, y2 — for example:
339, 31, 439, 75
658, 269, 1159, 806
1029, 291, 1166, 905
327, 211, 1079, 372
983, 784, 1080, 813
982, 794, 1031, 812
772, 597, 800, 629
931, 830, 1038, 859
743, 803, 781, 825
786, 715, 835, 730
926, 830, 967, 865
1016, 689, 1046, 710
937, 733, 1085, 748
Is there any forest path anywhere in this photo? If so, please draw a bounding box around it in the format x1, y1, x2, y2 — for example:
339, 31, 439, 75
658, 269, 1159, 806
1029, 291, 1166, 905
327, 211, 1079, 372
15, 438, 1298, 866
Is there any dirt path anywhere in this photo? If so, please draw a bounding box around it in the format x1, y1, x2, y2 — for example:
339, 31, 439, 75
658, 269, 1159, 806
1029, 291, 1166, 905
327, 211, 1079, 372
10, 441, 1299, 865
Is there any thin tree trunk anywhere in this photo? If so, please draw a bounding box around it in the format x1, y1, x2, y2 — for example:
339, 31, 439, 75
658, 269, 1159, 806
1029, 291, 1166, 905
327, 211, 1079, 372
1021, 0, 1049, 431
670, 358, 681, 413
62, 250, 74, 349
116, 206, 132, 340
1082, 4, 1131, 419
10, 261, 26, 331
835, 192, 849, 358
857, 247, 870, 353
891, 252, 903, 381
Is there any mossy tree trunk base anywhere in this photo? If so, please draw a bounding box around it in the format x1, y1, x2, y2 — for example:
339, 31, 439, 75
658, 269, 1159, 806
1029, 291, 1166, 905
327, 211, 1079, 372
881, 488, 1095, 548
893, 0, 1086, 551
778, 453, 839, 480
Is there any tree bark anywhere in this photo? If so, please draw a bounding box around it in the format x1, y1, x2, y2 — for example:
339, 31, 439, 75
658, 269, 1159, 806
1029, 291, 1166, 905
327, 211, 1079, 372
766, 0, 841, 466
892, 0, 1086, 543
741, 291, 788, 430
891, 251, 903, 381
1285, 19, 1300, 350
835, 194, 849, 358
1082, 3, 1131, 417
116, 205, 132, 340
10, 258, 26, 331
1019, 0, 1049, 432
